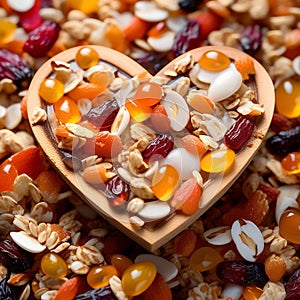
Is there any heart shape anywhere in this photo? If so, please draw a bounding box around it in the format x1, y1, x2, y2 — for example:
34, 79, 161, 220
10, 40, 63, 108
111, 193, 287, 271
27, 45, 274, 251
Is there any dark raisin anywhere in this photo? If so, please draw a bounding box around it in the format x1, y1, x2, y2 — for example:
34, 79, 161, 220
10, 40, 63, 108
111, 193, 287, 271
240, 25, 263, 56
178, 0, 203, 12
224, 117, 255, 150
105, 175, 130, 207
172, 19, 201, 58
85, 99, 119, 130
266, 126, 300, 157
135, 52, 170, 75
143, 134, 174, 161
216, 260, 268, 287
23, 20, 61, 57
0, 49, 34, 88
75, 285, 117, 300
0, 239, 33, 273
0, 275, 17, 300
285, 268, 300, 300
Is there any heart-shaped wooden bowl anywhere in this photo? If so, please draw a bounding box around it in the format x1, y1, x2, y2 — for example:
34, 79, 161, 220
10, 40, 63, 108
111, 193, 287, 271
27, 45, 274, 251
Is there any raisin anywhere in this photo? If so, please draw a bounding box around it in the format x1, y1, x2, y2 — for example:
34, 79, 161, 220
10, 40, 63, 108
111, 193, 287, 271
85, 99, 119, 130
136, 52, 170, 75
270, 113, 293, 133
285, 268, 300, 300
75, 285, 117, 300
240, 25, 262, 56
178, 0, 203, 12
266, 126, 300, 157
224, 117, 255, 151
143, 134, 174, 161
216, 260, 268, 287
0, 275, 17, 300
105, 175, 130, 207
172, 19, 201, 58
0, 239, 33, 273
23, 20, 61, 57
0, 49, 34, 88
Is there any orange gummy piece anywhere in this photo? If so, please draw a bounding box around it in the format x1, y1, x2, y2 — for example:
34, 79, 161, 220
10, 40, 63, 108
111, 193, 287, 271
68, 82, 106, 101
234, 53, 255, 80
0, 163, 18, 192
174, 229, 197, 256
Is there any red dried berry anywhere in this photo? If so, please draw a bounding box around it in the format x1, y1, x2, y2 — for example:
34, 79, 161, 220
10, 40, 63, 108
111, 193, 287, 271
85, 99, 119, 130
143, 134, 174, 161
216, 260, 268, 287
240, 25, 263, 56
0, 49, 34, 88
172, 19, 201, 57
270, 112, 293, 133
23, 20, 61, 57
105, 175, 130, 207
18, 0, 43, 32
224, 117, 255, 151
0, 239, 33, 273
285, 268, 300, 300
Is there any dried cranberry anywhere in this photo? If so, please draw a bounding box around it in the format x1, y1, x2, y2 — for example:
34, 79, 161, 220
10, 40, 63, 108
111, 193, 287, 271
172, 19, 201, 58
85, 99, 119, 130
178, 0, 203, 12
105, 175, 130, 207
0, 239, 33, 273
224, 117, 255, 150
75, 285, 117, 300
136, 52, 170, 75
240, 25, 262, 56
143, 134, 174, 161
285, 268, 300, 300
0, 275, 17, 300
216, 260, 268, 287
23, 20, 61, 57
18, 0, 43, 32
266, 126, 300, 157
0, 49, 34, 88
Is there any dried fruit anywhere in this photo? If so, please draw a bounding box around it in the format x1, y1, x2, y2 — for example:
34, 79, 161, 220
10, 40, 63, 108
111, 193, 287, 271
285, 268, 300, 300
0, 239, 33, 273
266, 126, 300, 157
136, 52, 169, 75
85, 131, 123, 158
171, 177, 202, 215
105, 175, 130, 207
216, 260, 268, 287
1, 146, 45, 179
178, 0, 202, 12
181, 134, 208, 157
234, 53, 256, 81
174, 229, 197, 256
55, 276, 90, 300
172, 19, 201, 57
240, 25, 262, 56
143, 134, 174, 161
0, 162, 18, 192
0, 49, 34, 88
18, 0, 43, 32
75, 285, 117, 300
141, 273, 172, 300
150, 104, 171, 133
23, 20, 61, 57
190, 247, 223, 272
0, 275, 16, 300
85, 99, 119, 130
265, 254, 286, 282
224, 117, 255, 151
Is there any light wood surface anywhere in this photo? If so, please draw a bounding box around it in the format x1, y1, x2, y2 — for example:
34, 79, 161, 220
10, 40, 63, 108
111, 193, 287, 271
27, 45, 275, 252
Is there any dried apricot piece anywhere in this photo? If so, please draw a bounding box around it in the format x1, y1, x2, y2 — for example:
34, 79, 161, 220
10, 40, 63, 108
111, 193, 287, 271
55, 276, 90, 300
171, 177, 202, 215
68, 82, 106, 101
123, 16, 150, 41
1, 146, 45, 179
34, 170, 63, 201
174, 229, 197, 256
0, 163, 18, 192
83, 164, 115, 185
141, 273, 172, 300
265, 254, 286, 282
234, 53, 255, 80
181, 134, 208, 158
150, 104, 171, 133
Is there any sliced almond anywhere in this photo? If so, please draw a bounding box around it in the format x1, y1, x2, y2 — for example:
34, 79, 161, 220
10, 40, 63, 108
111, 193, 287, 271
5, 103, 22, 130
10, 231, 46, 253
138, 200, 171, 220
204, 226, 232, 245
147, 31, 175, 52
64, 70, 84, 94
231, 219, 264, 262
65, 123, 95, 138
134, 1, 169, 22
111, 106, 130, 135
161, 90, 189, 131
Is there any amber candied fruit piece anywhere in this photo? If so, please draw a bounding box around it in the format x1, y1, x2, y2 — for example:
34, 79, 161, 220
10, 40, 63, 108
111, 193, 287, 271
198, 50, 230, 72
75, 46, 100, 69
39, 78, 64, 104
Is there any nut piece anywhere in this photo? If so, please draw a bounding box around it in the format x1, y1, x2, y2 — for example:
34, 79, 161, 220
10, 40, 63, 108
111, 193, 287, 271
127, 197, 145, 214
231, 219, 264, 262
30, 107, 47, 125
